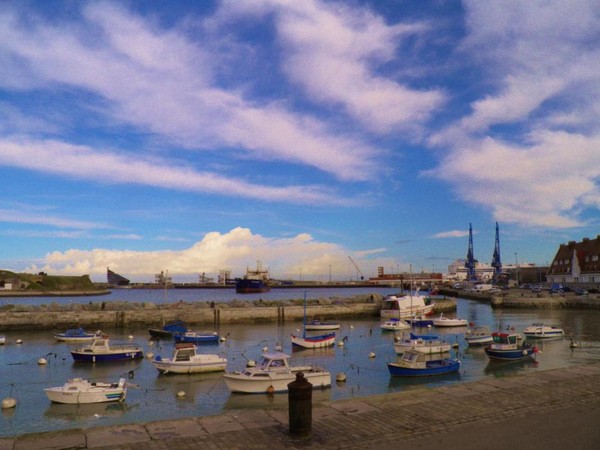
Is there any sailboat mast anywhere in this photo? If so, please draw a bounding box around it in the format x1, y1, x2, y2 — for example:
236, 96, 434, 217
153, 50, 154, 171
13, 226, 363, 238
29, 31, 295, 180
303, 291, 307, 338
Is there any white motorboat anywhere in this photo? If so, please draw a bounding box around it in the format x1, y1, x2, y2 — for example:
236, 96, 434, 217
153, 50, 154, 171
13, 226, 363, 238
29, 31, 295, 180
465, 325, 493, 346
53, 327, 101, 342
152, 343, 227, 374
523, 323, 565, 339
432, 313, 468, 327
380, 289, 435, 320
44, 378, 127, 404
222, 352, 331, 394
393, 333, 451, 355
380, 318, 411, 331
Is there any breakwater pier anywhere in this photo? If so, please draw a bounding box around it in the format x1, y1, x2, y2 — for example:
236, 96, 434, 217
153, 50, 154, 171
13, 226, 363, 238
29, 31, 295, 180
0, 296, 457, 331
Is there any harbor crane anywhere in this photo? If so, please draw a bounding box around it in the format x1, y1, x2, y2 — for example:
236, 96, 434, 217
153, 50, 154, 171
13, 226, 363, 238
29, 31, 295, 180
491, 222, 502, 281
347, 256, 365, 281
465, 223, 478, 281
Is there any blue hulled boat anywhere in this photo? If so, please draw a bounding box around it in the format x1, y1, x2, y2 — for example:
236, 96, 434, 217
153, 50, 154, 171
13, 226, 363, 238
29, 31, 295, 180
174, 331, 220, 344
70, 336, 144, 362
148, 321, 187, 339
484, 332, 537, 361
387, 350, 460, 377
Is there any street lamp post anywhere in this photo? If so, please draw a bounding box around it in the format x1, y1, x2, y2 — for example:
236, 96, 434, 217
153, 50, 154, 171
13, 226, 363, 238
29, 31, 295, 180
514, 253, 519, 287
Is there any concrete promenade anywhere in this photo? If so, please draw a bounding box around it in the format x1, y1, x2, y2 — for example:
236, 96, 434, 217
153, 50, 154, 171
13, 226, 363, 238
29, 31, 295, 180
2, 362, 600, 450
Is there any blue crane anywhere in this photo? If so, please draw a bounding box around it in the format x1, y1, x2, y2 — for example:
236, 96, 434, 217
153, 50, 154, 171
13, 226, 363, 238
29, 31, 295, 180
491, 222, 502, 280
464, 223, 477, 281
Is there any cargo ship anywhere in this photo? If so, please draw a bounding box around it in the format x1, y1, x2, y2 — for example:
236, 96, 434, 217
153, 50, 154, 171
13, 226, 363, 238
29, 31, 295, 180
235, 261, 271, 294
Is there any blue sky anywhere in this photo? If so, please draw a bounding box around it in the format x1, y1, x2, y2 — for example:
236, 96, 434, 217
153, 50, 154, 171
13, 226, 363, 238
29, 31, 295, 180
1, 0, 599, 282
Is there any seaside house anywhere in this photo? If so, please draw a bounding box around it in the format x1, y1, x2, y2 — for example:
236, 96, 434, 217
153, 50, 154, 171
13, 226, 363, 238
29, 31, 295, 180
547, 236, 600, 287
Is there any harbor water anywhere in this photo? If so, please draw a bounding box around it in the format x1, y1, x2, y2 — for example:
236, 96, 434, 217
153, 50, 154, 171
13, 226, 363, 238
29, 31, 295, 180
1, 289, 600, 438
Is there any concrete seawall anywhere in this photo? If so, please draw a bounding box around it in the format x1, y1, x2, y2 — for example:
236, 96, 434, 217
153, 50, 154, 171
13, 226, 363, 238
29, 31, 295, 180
0, 298, 457, 331
492, 293, 600, 309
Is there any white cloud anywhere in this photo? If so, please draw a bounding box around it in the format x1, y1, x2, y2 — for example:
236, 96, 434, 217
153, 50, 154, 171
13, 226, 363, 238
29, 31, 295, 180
26, 227, 395, 281
0, 137, 356, 205
432, 230, 469, 239
0, 2, 383, 182
0, 208, 107, 230
427, 130, 600, 228
212, 0, 446, 134
426, 0, 600, 229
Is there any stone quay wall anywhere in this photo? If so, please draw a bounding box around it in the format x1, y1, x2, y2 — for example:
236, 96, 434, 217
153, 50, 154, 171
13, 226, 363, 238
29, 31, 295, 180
0, 297, 456, 331
492, 293, 600, 309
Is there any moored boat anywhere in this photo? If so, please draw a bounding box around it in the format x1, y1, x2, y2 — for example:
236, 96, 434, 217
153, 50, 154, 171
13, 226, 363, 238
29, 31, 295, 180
380, 318, 411, 331
0, 335, 5, 345
291, 291, 335, 348
148, 321, 187, 339
406, 316, 434, 327
387, 350, 460, 377
393, 332, 451, 355
222, 351, 331, 394
235, 261, 271, 293
522, 323, 565, 339
70, 336, 144, 362
304, 319, 341, 331
44, 378, 127, 404
174, 330, 220, 344
380, 290, 435, 320
53, 327, 101, 342
152, 343, 227, 374
465, 325, 493, 346
432, 313, 468, 327
291, 332, 336, 348
484, 332, 537, 361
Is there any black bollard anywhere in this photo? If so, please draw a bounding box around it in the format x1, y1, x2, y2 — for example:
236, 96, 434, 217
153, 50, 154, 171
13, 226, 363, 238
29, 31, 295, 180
288, 371, 312, 438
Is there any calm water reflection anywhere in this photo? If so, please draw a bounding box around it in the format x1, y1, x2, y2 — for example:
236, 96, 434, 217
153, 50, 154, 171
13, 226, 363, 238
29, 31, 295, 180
1, 296, 600, 437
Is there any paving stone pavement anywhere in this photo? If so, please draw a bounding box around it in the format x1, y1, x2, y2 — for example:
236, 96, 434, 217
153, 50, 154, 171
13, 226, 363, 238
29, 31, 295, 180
2, 362, 600, 450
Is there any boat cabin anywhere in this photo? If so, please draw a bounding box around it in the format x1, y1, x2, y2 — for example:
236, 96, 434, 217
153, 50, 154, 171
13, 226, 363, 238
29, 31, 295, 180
401, 350, 424, 364
173, 343, 196, 361
257, 352, 291, 370
491, 332, 519, 346
83, 337, 111, 352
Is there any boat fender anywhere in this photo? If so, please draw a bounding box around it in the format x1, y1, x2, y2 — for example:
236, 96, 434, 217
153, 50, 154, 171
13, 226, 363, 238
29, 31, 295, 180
155, 355, 162, 362
522, 349, 528, 356
267, 385, 275, 394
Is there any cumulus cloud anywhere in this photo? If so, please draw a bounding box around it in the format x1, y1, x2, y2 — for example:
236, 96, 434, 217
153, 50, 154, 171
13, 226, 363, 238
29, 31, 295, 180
26, 227, 397, 281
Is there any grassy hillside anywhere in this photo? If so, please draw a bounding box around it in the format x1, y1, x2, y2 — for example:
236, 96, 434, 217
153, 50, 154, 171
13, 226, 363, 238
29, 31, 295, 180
0, 270, 99, 291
